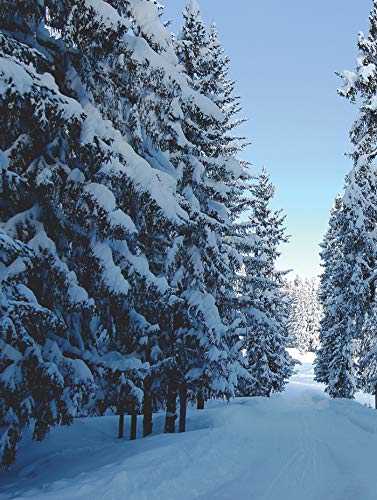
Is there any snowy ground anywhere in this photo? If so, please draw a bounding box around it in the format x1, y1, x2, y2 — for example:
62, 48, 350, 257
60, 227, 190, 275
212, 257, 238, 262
2, 350, 377, 500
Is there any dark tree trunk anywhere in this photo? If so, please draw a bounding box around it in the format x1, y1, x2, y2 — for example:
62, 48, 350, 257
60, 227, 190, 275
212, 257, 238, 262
197, 390, 205, 410
130, 412, 137, 440
118, 413, 125, 439
375, 384, 377, 410
179, 384, 187, 433
164, 382, 177, 433
143, 377, 153, 437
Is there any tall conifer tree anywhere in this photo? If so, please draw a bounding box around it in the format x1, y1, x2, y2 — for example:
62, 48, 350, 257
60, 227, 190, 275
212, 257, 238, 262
316, 0, 377, 398
0, 0, 187, 463
173, 0, 251, 411
238, 171, 294, 397
315, 197, 358, 398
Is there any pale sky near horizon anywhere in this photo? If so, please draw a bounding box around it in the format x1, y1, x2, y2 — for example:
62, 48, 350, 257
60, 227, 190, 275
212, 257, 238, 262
164, 0, 372, 279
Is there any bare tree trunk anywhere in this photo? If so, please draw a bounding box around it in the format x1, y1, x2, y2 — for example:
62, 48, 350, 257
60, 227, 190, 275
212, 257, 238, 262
179, 384, 187, 433
130, 412, 137, 440
118, 413, 125, 439
164, 382, 177, 433
143, 377, 153, 437
197, 390, 205, 410
375, 384, 377, 410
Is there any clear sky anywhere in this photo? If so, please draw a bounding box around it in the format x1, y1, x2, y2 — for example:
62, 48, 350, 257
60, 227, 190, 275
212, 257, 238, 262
164, 0, 372, 278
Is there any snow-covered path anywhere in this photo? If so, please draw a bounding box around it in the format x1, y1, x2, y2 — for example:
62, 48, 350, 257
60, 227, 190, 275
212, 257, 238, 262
2, 351, 377, 500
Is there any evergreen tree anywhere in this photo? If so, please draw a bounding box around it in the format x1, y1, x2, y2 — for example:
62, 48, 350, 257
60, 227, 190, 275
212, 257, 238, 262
316, 0, 377, 399
337, 0, 377, 401
314, 197, 341, 387
168, 0, 251, 413
0, 0, 187, 464
238, 171, 294, 397
314, 197, 358, 398
0, 1, 98, 465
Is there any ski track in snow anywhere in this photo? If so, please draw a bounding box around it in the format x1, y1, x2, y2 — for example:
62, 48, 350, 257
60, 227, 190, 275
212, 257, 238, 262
1, 349, 377, 500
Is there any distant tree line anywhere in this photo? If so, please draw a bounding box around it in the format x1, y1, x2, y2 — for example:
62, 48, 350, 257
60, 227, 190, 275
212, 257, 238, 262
287, 277, 321, 353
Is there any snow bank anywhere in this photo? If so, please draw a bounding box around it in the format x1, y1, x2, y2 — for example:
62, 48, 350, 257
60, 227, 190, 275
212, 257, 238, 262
2, 353, 377, 500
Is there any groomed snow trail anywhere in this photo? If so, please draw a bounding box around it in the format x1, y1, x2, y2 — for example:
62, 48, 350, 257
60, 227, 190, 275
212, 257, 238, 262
2, 350, 377, 500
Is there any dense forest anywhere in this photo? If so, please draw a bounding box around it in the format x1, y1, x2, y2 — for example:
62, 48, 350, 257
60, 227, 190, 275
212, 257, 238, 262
0, 0, 294, 466
4, 0, 377, 487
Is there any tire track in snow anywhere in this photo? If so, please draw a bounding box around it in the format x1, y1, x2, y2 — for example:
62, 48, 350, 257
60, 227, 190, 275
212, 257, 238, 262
259, 447, 303, 500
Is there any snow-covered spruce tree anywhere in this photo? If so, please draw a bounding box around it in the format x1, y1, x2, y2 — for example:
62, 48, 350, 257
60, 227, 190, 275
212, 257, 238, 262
64, 0, 192, 437
316, 1, 377, 399
170, 0, 250, 413
0, 2, 98, 465
237, 171, 294, 397
314, 197, 358, 398
314, 197, 341, 388
0, 0, 189, 463
337, 0, 377, 402
287, 277, 321, 353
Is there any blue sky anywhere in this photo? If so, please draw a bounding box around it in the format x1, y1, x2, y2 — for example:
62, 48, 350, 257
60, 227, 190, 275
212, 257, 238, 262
164, 0, 372, 278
